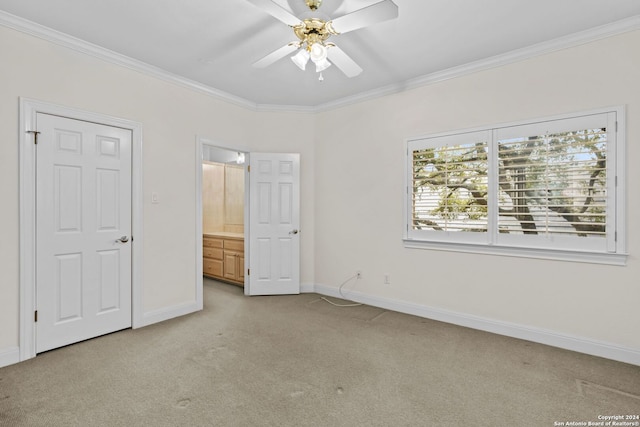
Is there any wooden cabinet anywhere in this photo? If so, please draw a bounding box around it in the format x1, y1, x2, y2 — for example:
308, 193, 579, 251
203, 234, 244, 286
202, 162, 244, 235
222, 238, 244, 283
203, 236, 224, 279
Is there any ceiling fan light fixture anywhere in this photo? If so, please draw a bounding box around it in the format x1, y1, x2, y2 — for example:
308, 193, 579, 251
309, 43, 328, 63
291, 49, 310, 70
315, 58, 331, 72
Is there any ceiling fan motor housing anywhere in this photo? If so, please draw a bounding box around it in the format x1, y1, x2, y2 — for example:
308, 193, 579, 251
293, 18, 336, 50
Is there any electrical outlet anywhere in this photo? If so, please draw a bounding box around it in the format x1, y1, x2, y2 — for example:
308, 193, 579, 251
384, 274, 390, 284
356, 270, 362, 279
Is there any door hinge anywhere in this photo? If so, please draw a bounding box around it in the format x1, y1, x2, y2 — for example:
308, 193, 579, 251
247, 269, 250, 276
34, 310, 38, 322
247, 165, 251, 172
27, 130, 41, 145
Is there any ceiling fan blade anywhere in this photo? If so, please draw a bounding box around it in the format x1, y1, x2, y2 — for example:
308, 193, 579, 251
329, 0, 398, 34
245, 0, 302, 27
253, 43, 300, 68
327, 45, 363, 78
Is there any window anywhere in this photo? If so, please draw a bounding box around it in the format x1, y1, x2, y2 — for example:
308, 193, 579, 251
405, 108, 626, 264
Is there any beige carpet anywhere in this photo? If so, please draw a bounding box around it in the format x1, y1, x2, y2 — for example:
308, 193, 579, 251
1, 279, 639, 426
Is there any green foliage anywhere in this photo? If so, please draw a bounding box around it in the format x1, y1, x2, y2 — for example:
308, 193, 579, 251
412, 128, 607, 236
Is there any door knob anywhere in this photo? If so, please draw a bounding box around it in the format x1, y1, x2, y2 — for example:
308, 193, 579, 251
289, 229, 299, 235
116, 236, 129, 243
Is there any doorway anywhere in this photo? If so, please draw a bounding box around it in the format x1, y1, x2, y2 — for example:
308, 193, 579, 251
196, 139, 302, 299
200, 145, 248, 290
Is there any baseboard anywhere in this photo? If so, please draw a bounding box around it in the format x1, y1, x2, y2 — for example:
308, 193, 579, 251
0, 346, 20, 368
300, 282, 315, 293
140, 301, 202, 328
313, 283, 640, 366
1, 301, 202, 367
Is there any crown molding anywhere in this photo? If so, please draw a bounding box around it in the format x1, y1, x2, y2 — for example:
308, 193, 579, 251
2, 9, 640, 114
254, 103, 317, 113
0, 10, 262, 111
314, 14, 640, 112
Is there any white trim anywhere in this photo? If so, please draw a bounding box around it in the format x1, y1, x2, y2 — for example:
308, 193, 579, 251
19, 98, 144, 361
403, 106, 627, 265
19, 100, 37, 361
194, 139, 204, 310
406, 16, 640, 95
140, 301, 202, 327
615, 105, 627, 254
314, 16, 640, 112
254, 103, 316, 114
300, 282, 315, 293
243, 154, 251, 296
406, 105, 626, 143
0, 11, 258, 112
313, 283, 640, 366
2, 10, 639, 113
0, 347, 20, 368
131, 123, 144, 329
197, 136, 251, 156
402, 239, 627, 266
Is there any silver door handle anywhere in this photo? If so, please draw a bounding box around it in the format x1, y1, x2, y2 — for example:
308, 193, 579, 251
289, 229, 299, 235
116, 236, 129, 243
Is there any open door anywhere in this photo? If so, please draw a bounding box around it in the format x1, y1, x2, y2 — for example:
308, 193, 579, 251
248, 153, 300, 295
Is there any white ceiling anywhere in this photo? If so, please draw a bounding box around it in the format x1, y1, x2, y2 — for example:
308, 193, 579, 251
1, 0, 640, 109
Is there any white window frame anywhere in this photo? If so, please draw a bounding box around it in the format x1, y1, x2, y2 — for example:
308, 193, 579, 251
403, 106, 627, 265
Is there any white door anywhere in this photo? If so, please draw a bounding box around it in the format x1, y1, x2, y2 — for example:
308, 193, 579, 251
248, 153, 300, 295
36, 113, 132, 353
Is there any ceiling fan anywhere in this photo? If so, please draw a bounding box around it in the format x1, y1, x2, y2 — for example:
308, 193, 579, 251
248, 0, 398, 80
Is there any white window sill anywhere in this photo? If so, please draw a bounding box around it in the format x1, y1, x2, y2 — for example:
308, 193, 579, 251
403, 239, 628, 266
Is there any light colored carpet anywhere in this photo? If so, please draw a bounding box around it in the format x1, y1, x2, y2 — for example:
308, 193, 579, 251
1, 279, 639, 426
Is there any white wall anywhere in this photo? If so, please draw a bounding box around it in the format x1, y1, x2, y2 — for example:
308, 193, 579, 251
314, 30, 640, 360
0, 25, 315, 362
1, 20, 638, 367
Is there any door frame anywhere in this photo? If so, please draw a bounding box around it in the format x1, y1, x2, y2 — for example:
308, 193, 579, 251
19, 98, 144, 361
196, 136, 250, 296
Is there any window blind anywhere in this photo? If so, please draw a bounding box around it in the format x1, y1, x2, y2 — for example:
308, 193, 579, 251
412, 140, 488, 233
405, 109, 622, 259
497, 127, 607, 238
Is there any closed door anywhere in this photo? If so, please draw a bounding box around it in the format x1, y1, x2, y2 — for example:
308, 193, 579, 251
248, 153, 300, 295
36, 113, 132, 353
